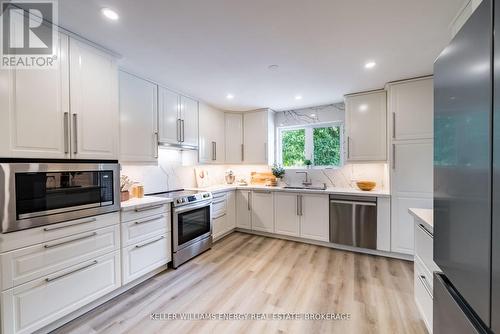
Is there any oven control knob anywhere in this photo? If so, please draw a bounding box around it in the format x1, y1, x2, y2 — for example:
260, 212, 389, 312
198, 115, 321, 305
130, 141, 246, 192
176, 199, 182, 204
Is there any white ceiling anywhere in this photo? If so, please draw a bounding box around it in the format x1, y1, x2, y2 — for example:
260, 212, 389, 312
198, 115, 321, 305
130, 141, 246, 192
58, 0, 465, 111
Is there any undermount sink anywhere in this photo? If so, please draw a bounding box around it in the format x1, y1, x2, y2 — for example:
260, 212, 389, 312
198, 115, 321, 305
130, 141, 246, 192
283, 185, 327, 191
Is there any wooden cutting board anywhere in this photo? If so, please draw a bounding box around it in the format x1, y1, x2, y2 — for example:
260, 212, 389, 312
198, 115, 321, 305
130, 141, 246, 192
250, 172, 276, 185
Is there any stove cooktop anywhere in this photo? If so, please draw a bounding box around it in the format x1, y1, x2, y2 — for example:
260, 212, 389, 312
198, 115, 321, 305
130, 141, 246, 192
147, 189, 212, 206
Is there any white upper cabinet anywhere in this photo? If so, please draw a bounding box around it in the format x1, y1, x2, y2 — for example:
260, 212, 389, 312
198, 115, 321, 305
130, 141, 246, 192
158, 86, 180, 145
388, 77, 434, 141
345, 90, 387, 162
199, 103, 225, 163
250, 191, 274, 233
119, 71, 158, 163
158, 87, 199, 149
0, 33, 70, 159
180, 96, 199, 148
69, 38, 119, 160
225, 113, 243, 163
243, 109, 274, 165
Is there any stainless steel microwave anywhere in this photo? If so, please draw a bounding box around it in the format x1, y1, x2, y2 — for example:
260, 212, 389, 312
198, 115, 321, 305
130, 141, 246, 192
0, 162, 120, 233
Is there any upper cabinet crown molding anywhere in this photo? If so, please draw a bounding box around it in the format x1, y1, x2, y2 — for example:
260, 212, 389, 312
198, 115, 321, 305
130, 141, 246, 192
345, 90, 387, 162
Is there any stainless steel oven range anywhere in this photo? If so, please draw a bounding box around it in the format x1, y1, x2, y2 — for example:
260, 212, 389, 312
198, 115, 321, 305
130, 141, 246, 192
0, 161, 120, 233
149, 189, 213, 268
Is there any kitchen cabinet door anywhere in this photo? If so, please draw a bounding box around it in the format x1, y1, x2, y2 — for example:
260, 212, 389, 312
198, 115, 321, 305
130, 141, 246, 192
251, 191, 274, 233
345, 90, 387, 161
300, 194, 329, 242
243, 111, 269, 164
119, 71, 158, 162
69, 38, 119, 160
275, 192, 300, 237
158, 86, 180, 145
226, 191, 236, 231
388, 77, 434, 140
0, 33, 70, 159
225, 113, 243, 163
236, 190, 252, 229
199, 103, 225, 163
180, 95, 199, 148
390, 140, 433, 254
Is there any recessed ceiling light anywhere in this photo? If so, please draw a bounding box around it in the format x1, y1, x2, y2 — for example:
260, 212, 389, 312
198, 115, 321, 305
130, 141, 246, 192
226, 94, 234, 100
101, 8, 119, 21
364, 61, 376, 69
310, 113, 316, 117
268, 64, 279, 71
359, 104, 368, 111
295, 95, 303, 100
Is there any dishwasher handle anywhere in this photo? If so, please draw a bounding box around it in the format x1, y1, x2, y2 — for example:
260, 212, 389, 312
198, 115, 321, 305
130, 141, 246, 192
329, 199, 376, 207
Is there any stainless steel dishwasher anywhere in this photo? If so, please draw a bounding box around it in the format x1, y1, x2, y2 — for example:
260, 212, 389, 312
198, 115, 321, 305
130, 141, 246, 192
329, 194, 377, 250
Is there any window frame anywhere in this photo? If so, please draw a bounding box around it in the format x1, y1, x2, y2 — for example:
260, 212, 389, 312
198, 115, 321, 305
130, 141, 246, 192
276, 121, 344, 169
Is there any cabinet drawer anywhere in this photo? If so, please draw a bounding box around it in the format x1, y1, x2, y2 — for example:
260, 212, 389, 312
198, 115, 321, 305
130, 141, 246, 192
121, 214, 169, 247
1, 251, 120, 334
0, 212, 119, 253
212, 195, 227, 219
414, 258, 433, 332
122, 233, 170, 284
213, 215, 226, 240
414, 222, 439, 274
1, 225, 119, 291
121, 203, 169, 223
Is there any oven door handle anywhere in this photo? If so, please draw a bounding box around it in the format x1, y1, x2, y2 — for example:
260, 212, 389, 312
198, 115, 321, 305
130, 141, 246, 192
173, 200, 212, 214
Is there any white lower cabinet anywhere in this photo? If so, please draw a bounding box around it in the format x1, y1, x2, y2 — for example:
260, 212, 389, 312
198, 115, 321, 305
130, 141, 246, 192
212, 191, 237, 241
236, 190, 252, 229
414, 257, 434, 333
250, 191, 274, 233
226, 191, 236, 231
1, 251, 121, 334
121, 233, 170, 285
275, 192, 300, 237
121, 214, 167, 247
300, 194, 330, 242
213, 215, 227, 240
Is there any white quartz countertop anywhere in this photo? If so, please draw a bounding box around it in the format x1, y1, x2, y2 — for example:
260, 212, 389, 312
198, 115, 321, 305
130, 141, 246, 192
120, 196, 172, 212
189, 184, 390, 197
408, 208, 433, 232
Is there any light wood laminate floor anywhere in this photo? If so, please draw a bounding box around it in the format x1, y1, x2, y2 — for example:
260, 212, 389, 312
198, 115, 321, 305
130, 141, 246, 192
53, 232, 427, 334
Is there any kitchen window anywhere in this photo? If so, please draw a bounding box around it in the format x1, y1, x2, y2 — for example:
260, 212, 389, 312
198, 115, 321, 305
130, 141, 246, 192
277, 122, 344, 168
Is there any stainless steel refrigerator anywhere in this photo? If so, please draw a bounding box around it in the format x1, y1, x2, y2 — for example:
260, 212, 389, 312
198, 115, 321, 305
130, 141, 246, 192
434, 0, 499, 332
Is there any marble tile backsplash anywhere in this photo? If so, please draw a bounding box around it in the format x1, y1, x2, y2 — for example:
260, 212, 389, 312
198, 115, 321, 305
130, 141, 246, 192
121, 148, 388, 194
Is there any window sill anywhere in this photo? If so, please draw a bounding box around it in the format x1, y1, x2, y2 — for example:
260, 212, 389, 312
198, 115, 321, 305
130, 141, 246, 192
283, 166, 342, 171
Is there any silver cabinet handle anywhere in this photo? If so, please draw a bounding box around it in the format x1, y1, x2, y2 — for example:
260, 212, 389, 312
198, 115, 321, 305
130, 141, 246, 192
46, 260, 98, 283
347, 136, 351, 159
134, 204, 164, 212
241, 144, 244, 162
299, 195, 303, 216
72, 113, 78, 154
135, 215, 164, 225
392, 112, 396, 139
63, 112, 69, 154
176, 119, 182, 142
418, 274, 433, 299
329, 199, 376, 206
212, 141, 216, 161
264, 142, 267, 162
418, 223, 433, 238
296, 195, 300, 216
44, 232, 97, 249
181, 119, 185, 142
392, 144, 396, 170
248, 191, 251, 211
154, 132, 159, 158
43, 217, 97, 231
135, 235, 165, 248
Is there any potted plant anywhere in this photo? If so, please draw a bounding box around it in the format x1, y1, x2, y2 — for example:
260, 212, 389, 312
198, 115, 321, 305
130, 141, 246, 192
304, 159, 313, 169
271, 164, 286, 186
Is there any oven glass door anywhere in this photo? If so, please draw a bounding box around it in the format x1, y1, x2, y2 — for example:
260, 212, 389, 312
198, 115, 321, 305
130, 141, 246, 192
177, 205, 211, 246
15, 170, 114, 219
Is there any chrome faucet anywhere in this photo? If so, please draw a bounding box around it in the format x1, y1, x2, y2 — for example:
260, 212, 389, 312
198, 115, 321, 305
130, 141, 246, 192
296, 171, 312, 186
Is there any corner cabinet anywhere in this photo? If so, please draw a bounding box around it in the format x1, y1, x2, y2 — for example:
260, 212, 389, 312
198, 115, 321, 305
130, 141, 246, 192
69, 38, 119, 160
158, 86, 199, 149
345, 90, 387, 162
243, 109, 274, 164
119, 71, 158, 163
